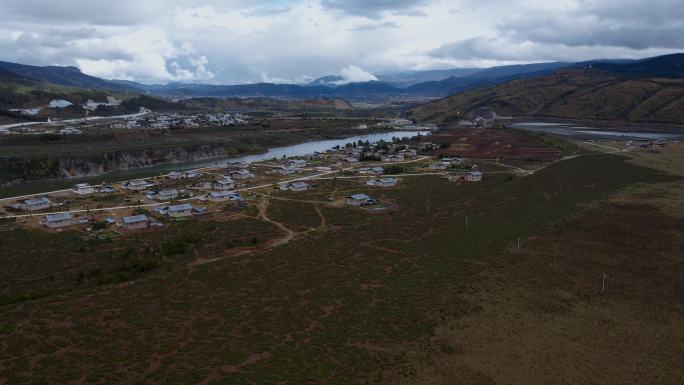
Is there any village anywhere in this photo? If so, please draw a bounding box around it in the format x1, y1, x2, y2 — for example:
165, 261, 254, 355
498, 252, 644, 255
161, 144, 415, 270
0, 96, 250, 135
0, 135, 492, 237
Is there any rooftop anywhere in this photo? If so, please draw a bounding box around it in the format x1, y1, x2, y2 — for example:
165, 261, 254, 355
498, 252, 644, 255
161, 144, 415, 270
45, 212, 72, 222
122, 215, 148, 224
168, 203, 193, 211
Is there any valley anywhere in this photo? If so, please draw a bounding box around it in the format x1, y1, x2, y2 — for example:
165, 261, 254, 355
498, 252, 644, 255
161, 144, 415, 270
1, 48, 683, 385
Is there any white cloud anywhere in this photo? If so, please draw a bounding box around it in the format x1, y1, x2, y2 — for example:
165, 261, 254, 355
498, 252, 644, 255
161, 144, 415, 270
0, 0, 681, 83
333, 65, 378, 85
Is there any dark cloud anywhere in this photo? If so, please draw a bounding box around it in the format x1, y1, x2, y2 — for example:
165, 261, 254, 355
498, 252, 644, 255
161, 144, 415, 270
431, 0, 684, 62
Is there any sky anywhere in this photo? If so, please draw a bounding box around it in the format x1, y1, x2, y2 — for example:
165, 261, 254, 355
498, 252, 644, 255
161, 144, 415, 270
0, 0, 682, 84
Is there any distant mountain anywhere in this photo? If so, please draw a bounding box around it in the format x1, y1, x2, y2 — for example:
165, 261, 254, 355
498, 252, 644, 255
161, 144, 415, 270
0, 61, 131, 91
2, 54, 683, 104
467, 62, 571, 79
376, 68, 481, 87
587, 53, 684, 78
410, 67, 684, 124
183, 97, 353, 111
307, 76, 344, 87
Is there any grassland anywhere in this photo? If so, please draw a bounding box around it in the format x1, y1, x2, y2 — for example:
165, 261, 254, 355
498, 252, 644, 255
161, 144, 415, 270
410, 68, 684, 125
1, 146, 681, 384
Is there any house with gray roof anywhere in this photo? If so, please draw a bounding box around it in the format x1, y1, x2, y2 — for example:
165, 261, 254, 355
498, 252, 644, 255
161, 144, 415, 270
121, 215, 150, 230
167, 204, 193, 218
346, 193, 373, 206
21, 197, 51, 211
44, 212, 73, 229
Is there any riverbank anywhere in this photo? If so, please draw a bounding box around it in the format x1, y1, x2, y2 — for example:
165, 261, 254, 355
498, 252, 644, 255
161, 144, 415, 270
0, 129, 429, 198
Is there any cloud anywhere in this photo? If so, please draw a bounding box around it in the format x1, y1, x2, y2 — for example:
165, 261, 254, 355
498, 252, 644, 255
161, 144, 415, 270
0, 0, 682, 83
332, 65, 378, 85
352, 21, 401, 32
430, 0, 684, 63
320, 0, 431, 19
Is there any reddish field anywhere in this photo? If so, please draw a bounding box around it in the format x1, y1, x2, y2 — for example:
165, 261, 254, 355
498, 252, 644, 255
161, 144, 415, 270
432, 128, 561, 161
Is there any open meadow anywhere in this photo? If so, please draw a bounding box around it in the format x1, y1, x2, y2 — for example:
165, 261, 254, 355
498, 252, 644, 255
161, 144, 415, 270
1, 139, 682, 384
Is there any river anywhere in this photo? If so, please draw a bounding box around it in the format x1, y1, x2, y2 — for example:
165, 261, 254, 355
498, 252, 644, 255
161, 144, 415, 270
511, 122, 684, 140
0, 130, 429, 199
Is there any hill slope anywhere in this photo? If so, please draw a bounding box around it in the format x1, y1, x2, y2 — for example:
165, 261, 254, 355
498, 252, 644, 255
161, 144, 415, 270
0, 61, 130, 91
410, 69, 684, 124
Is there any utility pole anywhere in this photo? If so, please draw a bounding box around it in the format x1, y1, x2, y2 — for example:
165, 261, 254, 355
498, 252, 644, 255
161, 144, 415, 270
602, 273, 607, 294
426, 198, 430, 213
517, 237, 520, 252
465, 215, 469, 229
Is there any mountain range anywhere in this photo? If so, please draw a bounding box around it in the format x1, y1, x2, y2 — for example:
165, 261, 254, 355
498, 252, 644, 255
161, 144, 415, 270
3, 53, 684, 124
410, 54, 684, 124
0, 59, 639, 101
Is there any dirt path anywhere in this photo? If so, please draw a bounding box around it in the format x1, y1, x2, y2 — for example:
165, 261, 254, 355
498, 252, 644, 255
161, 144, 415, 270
255, 197, 296, 247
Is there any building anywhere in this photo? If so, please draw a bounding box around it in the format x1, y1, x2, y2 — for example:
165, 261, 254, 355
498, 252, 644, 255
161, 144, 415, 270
207, 191, 236, 202
466, 171, 483, 182
44, 212, 73, 229
59, 127, 82, 135
167, 204, 193, 217
123, 179, 153, 191
287, 159, 308, 168
227, 161, 249, 169
166, 171, 185, 180
442, 157, 464, 165
121, 215, 150, 230
381, 155, 405, 162
278, 166, 296, 175
20, 197, 52, 211
98, 186, 117, 193
359, 167, 384, 175
429, 162, 451, 170
49, 99, 73, 109
344, 157, 360, 166
208, 177, 235, 191
289, 182, 310, 192
147, 189, 179, 201
367, 177, 398, 187
72, 183, 95, 195
230, 170, 254, 180
346, 193, 373, 206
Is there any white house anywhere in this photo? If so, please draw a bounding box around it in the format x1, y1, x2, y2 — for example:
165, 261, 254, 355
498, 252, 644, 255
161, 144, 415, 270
208, 177, 235, 191
206, 190, 236, 202
358, 167, 384, 175
44, 212, 73, 229
289, 182, 310, 192
466, 171, 483, 182
147, 189, 179, 201
367, 177, 398, 187
346, 193, 373, 206
287, 159, 308, 168
167, 204, 193, 218
344, 157, 359, 166
278, 166, 296, 175
429, 162, 450, 170
166, 171, 185, 180
381, 155, 405, 162
121, 215, 150, 231
59, 127, 82, 135
72, 183, 95, 195
230, 170, 254, 180
123, 179, 153, 191
49, 99, 73, 109
442, 157, 464, 165
20, 197, 51, 211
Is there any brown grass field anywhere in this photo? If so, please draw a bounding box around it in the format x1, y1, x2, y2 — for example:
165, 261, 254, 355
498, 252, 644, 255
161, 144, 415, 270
0, 141, 682, 384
